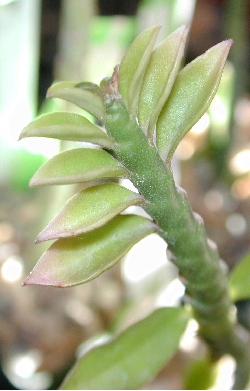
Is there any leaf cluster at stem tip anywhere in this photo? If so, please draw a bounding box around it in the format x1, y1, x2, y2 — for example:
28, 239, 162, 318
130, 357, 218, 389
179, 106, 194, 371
20, 20, 232, 297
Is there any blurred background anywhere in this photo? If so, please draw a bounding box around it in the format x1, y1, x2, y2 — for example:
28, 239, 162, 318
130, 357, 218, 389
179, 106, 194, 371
0, 0, 250, 389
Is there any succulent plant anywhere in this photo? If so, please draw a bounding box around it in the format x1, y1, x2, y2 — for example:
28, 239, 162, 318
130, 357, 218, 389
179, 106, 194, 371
20, 26, 250, 389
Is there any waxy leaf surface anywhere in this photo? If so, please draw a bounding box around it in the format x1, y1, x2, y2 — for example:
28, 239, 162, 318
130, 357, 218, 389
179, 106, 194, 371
228, 252, 250, 302
19, 112, 115, 149
47, 81, 105, 121
156, 40, 232, 161
119, 25, 160, 117
61, 307, 189, 389
138, 25, 189, 135
36, 183, 145, 242
29, 148, 128, 186
23, 214, 158, 287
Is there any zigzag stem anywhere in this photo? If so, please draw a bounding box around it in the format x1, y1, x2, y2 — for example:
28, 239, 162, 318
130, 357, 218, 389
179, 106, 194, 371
103, 95, 250, 389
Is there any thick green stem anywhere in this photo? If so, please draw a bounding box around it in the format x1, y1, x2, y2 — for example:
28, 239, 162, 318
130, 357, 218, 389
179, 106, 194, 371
103, 97, 250, 389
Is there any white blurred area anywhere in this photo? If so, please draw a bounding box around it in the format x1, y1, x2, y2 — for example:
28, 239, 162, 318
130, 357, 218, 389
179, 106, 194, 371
4, 349, 52, 390
0, 0, 59, 186
122, 232, 179, 297
0, 3, 59, 388
211, 355, 235, 390
120, 179, 182, 306
0, 0, 40, 136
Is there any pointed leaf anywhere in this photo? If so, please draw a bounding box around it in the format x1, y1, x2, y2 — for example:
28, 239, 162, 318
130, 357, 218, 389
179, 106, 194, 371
23, 214, 158, 287
61, 307, 189, 390
36, 183, 145, 242
156, 40, 233, 161
29, 148, 128, 186
228, 252, 250, 302
118, 25, 160, 117
138, 26, 189, 135
19, 112, 115, 149
47, 81, 105, 121
75, 81, 103, 95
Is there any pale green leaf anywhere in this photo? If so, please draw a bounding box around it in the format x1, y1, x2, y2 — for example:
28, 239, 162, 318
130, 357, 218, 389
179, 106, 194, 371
156, 40, 233, 161
29, 148, 128, 186
61, 307, 189, 390
23, 214, 158, 287
36, 183, 145, 242
118, 25, 160, 117
19, 112, 115, 149
47, 81, 105, 121
138, 25, 189, 135
228, 252, 250, 302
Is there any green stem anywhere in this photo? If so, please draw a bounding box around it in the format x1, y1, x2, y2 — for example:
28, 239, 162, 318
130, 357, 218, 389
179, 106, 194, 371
103, 97, 250, 389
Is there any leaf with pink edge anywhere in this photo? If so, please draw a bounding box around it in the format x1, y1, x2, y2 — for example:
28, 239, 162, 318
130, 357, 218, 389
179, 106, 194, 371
118, 25, 160, 117
47, 81, 105, 121
156, 40, 233, 162
19, 112, 115, 149
29, 148, 128, 186
36, 183, 145, 242
23, 214, 158, 287
138, 25, 189, 135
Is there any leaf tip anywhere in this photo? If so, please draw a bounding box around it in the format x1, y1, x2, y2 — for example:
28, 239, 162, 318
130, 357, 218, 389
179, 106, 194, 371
36, 225, 52, 242
221, 38, 233, 56
18, 124, 30, 140
177, 24, 190, 35
22, 269, 64, 288
22, 272, 40, 286
35, 227, 60, 243
22, 267, 51, 286
226, 38, 233, 47
46, 86, 53, 99
213, 38, 233, 57
28, 172, 44, 187
28, 177, 36, 187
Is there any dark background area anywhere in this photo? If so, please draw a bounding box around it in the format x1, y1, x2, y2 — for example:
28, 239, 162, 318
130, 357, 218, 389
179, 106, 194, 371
38, 0, 250, 108
38, 0, 249, 106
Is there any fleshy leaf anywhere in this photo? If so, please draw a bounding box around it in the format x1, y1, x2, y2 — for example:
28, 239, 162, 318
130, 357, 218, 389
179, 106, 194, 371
138, 25, 189, 135
19, 112, 115, 149
23, 214, 158, 287
228, 252, 250, 302
47, 81, 105, 121
61, 307, 189, 390
29, 148, 128, 186
36, 183, 145, 242
118, 25, 160, 117
156, 40, 233, 161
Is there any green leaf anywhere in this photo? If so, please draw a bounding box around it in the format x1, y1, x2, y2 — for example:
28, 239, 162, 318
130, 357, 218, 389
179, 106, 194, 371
47, 81, 105, 121
23, 214, 158, 287
156, 40, 233, 162
118, 25, 160, 117
29, 148, 128, 186
19, 112, 115, 149
138, 25, 189, 135
183, 357, 217, 390
61, 307, 189, 389
228, 252, 250, 302
36, 183, 145, 242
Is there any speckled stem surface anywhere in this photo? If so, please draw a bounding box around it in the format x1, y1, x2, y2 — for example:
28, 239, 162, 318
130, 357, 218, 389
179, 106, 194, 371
103, 96, 250, 389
